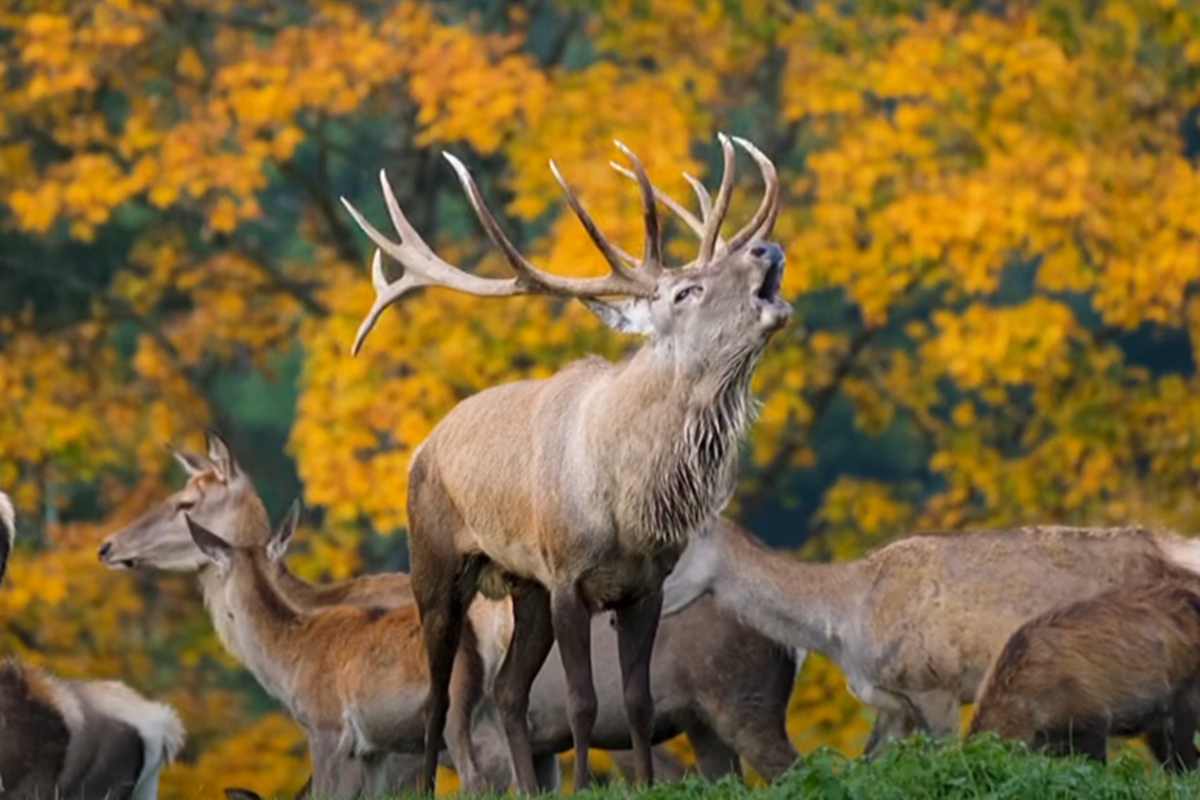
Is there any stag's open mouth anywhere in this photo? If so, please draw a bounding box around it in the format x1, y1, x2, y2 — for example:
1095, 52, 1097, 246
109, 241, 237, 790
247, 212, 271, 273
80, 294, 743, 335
756, 258, 783, 302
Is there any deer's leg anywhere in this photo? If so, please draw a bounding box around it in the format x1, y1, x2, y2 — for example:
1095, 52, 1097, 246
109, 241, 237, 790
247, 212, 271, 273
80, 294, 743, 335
551, 584, 599, 790
445, 621, 489, 791
410, 548, 467, 795
615, 588, 664, 786
684, 718, 742, 781
494, 583, 554, 793
533, 752, 562, 792
1149, 704, 1199, 772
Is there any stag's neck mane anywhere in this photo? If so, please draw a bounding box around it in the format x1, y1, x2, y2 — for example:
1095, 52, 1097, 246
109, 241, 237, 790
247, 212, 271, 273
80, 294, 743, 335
605, 342, 762, 548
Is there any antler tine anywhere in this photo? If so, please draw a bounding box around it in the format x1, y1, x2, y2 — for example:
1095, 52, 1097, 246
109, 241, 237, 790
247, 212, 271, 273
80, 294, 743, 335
613, 141, 664, 277
609, 162, 707, 241
549, 160, 651, 287
726, 136, 780, 249
350, 250, 425, 356
699, 133, 736, 265
683, 173, 713, 225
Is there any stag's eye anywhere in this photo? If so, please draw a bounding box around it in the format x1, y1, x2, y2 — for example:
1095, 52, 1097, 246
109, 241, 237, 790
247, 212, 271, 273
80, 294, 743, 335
673, 285, 703, 304
176, 500, 195, 513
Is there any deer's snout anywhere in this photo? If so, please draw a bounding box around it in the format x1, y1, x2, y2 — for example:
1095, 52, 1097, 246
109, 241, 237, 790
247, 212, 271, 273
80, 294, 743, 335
98, 541, 113, 561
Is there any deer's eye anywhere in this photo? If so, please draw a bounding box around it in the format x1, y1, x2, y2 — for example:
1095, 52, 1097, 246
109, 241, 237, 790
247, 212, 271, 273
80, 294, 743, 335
176, 500, 195, 513
673, 285, 703, 304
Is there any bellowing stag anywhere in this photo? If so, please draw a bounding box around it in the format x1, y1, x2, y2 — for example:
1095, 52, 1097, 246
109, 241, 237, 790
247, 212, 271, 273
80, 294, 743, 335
341, 134, 790, 791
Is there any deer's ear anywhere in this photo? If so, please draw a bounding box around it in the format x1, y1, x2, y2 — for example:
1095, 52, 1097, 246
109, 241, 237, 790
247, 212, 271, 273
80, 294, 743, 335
583, 298, 654, 336
185, 515, 232, 573
172, 450, 210, 477
205, 431, 240, 482
268, 499, 301, 563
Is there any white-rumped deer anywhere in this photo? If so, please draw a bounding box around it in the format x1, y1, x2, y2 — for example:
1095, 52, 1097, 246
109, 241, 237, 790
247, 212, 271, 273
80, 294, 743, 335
99, 441, 799, 790
0, 492, 184, 800
662, 519, 1200, 753
971, 564, 1200, 769
343, 134, 791, 791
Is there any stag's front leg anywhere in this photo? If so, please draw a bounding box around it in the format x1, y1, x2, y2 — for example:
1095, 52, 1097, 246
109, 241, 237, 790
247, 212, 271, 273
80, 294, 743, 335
615, 588, 663, 786
552, 584, 599, 790
493, 584, 554, 793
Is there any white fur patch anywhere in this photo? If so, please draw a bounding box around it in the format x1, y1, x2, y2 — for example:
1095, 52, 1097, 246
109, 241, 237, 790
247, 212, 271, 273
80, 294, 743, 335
75, 680, 185, 800
1162, 535, 1200, 577
0, 491, 14, 553
42, 673, 86, 739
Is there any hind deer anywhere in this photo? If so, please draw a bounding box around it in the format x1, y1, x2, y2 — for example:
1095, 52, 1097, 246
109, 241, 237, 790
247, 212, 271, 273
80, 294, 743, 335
662, 519, 1200, 754
342, 134, 790, 791
0, 491, 185, 800
971, 563, 1200, 769
99, 438, 799, 792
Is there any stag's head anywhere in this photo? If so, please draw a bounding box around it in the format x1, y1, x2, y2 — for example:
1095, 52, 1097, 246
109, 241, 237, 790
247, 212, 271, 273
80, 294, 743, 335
342, 134, 790, 378
98, 433, 269, 572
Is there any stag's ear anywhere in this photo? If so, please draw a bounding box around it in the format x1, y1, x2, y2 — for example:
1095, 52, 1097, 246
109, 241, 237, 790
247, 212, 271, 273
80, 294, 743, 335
185, 514, 232, 573
172, 450, 210, 477
205, 431, 240, 482
268, 499, 301, 563
583, 298, 655, 336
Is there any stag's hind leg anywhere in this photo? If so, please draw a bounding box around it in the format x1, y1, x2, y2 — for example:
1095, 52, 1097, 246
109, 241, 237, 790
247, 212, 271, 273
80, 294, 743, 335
494, 582, 555, 793
615, 588, 664, 786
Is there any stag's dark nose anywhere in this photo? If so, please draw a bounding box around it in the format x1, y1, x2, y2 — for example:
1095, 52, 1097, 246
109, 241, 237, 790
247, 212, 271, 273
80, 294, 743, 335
98, 542, 112, 561
750, 242, 785, 267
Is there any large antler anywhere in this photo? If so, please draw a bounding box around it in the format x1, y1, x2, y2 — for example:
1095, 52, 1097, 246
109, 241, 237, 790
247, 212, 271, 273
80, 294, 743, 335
341, 147, 660, 356
608, 134, 779, 268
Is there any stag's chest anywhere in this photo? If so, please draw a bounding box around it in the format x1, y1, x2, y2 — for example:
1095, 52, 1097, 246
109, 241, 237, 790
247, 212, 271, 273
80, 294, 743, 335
576, 541, 685, 612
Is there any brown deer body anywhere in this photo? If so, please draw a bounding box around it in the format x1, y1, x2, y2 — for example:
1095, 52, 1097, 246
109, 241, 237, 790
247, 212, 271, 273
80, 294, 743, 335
184, 511, 468, 798
970, 573, 1200, 769
0, 492, 184, 800
344, 135, 790, 791
100, 447, 798, 790
663, 520, 1200, 753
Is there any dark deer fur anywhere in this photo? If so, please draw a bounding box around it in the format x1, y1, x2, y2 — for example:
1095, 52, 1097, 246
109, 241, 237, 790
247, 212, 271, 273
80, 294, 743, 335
970, 563, 1200, 769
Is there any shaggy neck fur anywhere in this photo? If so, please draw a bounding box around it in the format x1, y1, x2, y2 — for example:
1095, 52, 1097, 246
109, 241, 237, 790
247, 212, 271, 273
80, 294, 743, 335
628, 343, 761, 548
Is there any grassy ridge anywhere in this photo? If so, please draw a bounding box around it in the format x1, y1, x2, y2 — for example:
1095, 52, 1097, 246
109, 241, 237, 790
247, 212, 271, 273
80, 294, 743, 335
561, 737, 1200, 800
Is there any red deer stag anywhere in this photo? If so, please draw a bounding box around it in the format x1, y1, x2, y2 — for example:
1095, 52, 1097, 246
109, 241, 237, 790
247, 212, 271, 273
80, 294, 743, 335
970, 565, 1200, 769
663, 520, 1200, 755
99, 441, 799, 790
342, 135, 790, 791
0, 492, 185, 800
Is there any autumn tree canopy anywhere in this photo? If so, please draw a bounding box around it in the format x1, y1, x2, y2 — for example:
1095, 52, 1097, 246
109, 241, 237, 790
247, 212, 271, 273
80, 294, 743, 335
3, 0, 1200, 793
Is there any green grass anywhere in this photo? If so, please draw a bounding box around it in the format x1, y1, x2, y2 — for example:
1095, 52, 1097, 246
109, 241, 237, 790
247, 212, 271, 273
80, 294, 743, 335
327, 736, 1200, 800
563, 736, 1200, 800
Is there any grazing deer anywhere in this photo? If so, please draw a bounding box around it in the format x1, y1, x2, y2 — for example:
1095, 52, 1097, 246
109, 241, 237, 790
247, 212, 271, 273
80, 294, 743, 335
100, 443, 799, 789
343, 134, 790, 791
0, 492, 184, 800
970, 567, 1200, 769
662, 519, 1200, 753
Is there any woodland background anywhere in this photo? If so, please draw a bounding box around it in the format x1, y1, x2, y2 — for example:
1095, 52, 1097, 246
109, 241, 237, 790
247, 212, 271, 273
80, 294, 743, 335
3, 0, 1200, 796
